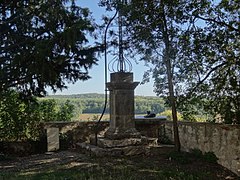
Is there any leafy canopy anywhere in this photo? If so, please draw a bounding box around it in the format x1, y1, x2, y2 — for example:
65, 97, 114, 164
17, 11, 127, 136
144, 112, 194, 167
0, 0, 102, 97
111, 0, 239, 124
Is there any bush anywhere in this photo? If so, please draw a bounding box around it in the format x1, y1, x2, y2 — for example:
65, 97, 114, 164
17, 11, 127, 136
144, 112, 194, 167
190, 149, 218, 163
168, 149, 218, 165
38, 99, 75, 122
0, 90, 42, 141
203, 152, 218, 163
0, 91, 75, 141
160, 109, 183, 121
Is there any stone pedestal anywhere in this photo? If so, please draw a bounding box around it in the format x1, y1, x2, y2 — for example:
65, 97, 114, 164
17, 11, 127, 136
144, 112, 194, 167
77, 72, 150, 156
104, 72, 141, 140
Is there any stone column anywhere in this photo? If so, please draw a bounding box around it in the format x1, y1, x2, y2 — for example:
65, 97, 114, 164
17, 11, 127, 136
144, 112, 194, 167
104, 72, 141, 140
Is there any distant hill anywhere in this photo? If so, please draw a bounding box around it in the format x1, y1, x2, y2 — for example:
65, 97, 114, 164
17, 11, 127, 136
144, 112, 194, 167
43, 93, 166, 119
46, 93, 106, 99
46, 93, 158, 99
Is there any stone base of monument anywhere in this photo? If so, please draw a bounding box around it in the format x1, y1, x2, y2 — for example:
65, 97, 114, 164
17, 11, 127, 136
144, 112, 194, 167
76, 136, 160, 157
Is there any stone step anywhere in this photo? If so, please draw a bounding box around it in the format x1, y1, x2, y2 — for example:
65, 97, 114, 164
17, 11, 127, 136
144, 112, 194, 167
90, 135, 158, 147
76, 142, 175, 157
76, 142, 145, 156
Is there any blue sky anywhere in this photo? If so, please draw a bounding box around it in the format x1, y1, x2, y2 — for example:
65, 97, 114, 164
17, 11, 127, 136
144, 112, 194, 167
49, 0, 155, 96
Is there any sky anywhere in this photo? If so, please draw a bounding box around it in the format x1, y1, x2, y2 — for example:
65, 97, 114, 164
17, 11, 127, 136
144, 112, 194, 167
49, 0, 156, 96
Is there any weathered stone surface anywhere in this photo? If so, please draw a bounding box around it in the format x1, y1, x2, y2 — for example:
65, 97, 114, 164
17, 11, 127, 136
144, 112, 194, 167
104, 127, 141, 140
46, 128, 59, 152
44, 121, 109, 144
105, 72, 140, 140
97, 137, 143, 148
121, 145, 145, 156
44, 121, 240, 176
145, 137, 159, 146
164, 122, 240, 176
76, 142, 145, 156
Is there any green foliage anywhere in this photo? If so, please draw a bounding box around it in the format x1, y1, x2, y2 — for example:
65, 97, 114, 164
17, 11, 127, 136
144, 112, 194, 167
57, 100, 75, 121
190, 149, 203, 159
175, 1, 239, 124
0, 90, 41, 141
190, 149, 218, 163
38, 99, 58, 122
203, 152, 219, 163
0, 91, 75, 141
168, 149, 218, 165
160, 110, 183, 121
44, 94, 167, 120
0, 1, 101, 97
109, 0, 240, 125
135, 96, 165, 114
38, 99, 75, 122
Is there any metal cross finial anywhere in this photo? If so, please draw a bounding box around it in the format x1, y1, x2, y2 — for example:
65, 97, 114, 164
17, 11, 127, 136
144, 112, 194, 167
108, 0, 132, 73
118, 1, 124, 72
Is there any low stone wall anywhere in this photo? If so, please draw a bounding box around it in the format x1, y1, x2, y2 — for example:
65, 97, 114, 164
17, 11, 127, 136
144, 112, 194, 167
43, 120, 240, 176
44, 120, 166, 144
164, 122, 240, 176
44, 121, 109, 145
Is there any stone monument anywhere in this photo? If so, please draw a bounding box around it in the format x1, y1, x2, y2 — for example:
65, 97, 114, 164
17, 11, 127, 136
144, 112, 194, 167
104, 72, 140, 140
78, 0, 148, 156
95, 72, 147, 155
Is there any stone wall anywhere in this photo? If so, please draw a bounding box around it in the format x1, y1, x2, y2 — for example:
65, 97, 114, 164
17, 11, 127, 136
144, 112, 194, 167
43, 120, 240, 176
163, 122, 240, 176
44, 121, 109, 145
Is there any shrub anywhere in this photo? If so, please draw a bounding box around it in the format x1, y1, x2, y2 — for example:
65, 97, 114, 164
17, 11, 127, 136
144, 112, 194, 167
0, 91, 75, 141
0, 90, 42, 141
203, 152, 218, 163
190, 149, 218, 163
160, 109, 183, 121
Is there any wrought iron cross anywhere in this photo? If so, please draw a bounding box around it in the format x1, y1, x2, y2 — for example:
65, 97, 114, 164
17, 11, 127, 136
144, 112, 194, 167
108, 0, 132, 73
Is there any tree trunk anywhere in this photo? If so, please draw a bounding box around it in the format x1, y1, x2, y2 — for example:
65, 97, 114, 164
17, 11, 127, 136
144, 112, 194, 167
161, 2, 181, 152
164, 47, 181, 152
166, 59, 181, 152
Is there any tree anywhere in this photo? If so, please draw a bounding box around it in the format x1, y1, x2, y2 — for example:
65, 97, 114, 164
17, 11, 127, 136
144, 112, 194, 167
0, 90, 41, 141
0, 0, 102, 97
99, 0, 185, 151
176, 0, 240, 124
121, 0, 188, 151
0, 91, 76, 141
57, 100, 75, 121
38, 99, 58, 121
100, 0, 239, 152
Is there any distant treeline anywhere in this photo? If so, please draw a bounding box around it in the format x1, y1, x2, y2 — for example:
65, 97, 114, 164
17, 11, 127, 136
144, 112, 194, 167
44, 93, 166, 119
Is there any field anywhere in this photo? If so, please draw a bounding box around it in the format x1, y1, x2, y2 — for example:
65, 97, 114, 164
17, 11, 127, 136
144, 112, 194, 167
76, 113, 147, 121
77, 113, 110, 121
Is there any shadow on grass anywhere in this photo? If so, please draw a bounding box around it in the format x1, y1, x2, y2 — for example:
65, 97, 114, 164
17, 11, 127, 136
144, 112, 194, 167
0, 150, 238, 180
1, 161, 213, 180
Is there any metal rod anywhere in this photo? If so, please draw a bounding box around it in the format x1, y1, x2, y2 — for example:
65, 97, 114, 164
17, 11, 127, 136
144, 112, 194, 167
118, 3, 124, 72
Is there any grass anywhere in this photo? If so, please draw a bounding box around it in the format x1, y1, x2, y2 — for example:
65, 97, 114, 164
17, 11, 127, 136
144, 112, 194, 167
0, 164, 210, 180
0, 150, 234, 180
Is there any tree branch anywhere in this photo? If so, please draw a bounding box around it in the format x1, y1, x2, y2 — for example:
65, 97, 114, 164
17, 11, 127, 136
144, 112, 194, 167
179, 61, 228, 104
196, 15, 239, 33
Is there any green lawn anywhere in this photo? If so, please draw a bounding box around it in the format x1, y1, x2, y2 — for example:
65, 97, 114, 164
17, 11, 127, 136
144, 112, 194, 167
0, 150, 237, 180
0, 163, 210, 180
